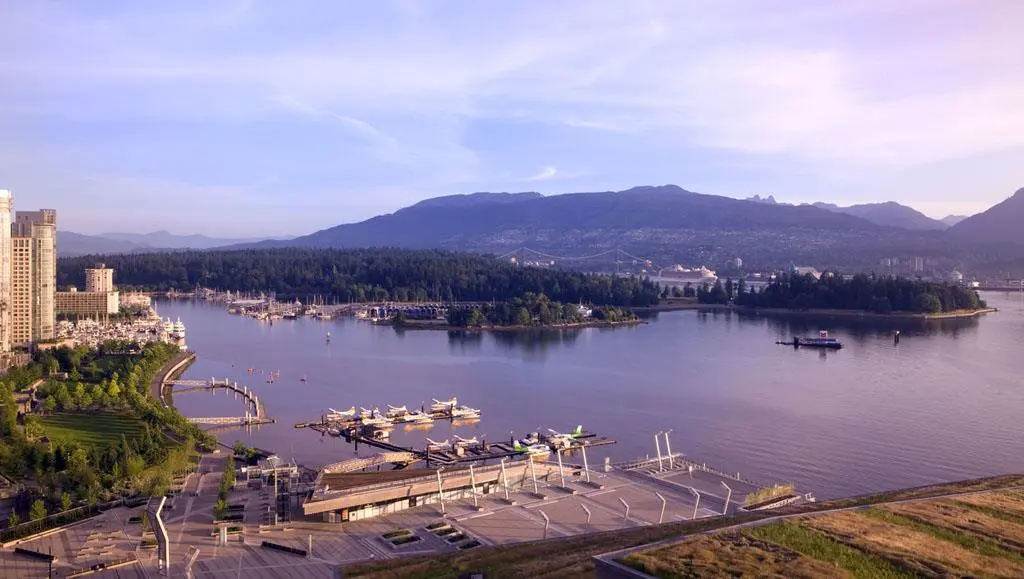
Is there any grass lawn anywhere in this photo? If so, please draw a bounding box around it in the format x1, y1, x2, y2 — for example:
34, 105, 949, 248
39, 413, 145, 447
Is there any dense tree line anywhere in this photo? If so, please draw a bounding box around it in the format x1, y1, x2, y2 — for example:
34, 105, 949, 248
1, 342, 212, 527
444, 293, 637, 327
57, 248, 661, 307
727, 274, 986, 313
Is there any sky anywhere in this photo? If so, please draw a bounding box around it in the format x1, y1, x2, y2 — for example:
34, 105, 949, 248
2, 0, 1023, 237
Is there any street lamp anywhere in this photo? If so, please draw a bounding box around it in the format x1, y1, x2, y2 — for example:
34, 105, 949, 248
267, 456, 281, 526
539, 509, 550, 539
663, 429, 674, 469
688, 488, 701, 520
580, 504, 592, 532
720, 482, 732, 515
436, 467, 446, 515
655, 492, 667, 524
654, 432, 664, 472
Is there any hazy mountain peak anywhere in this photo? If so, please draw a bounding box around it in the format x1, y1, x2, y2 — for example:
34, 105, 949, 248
747, 194, 779, 204
408, 191, 544, 210
621, 184, 693, 196
809, 200, 946, 231
949, 187, 1024, 245
940, 215, 967, 227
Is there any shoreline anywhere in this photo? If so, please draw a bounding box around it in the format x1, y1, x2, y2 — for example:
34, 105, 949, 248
382, 319, 645, 332
644, 303, 998, 320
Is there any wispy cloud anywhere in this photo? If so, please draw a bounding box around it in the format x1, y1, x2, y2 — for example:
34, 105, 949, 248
526, 167, 558, 182
1, 0, 1022, 234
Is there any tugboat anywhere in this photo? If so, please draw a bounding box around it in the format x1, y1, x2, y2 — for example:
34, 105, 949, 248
780, 330, 843, 349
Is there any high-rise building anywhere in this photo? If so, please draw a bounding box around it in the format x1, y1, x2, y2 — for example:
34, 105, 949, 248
86, 264, 115, 293
0, 190, 11, 356
11, 210, 57, 345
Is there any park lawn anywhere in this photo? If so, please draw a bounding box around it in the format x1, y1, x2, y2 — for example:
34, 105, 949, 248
39, 412, 145, 448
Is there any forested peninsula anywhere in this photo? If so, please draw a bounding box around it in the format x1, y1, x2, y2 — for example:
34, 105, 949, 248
57, 248, 661, 307
697, 273, 987, 315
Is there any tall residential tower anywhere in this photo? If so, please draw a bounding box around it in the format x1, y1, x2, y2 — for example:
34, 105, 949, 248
0, 191, 11, 356
12, 210, 57, 344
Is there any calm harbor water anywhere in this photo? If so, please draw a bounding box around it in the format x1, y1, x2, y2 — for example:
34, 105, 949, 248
162, 292, 1024, 500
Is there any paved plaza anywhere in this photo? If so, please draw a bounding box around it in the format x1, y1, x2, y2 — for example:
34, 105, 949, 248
1, 454, 754, 578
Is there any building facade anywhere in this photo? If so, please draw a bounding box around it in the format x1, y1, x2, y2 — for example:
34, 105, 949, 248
11, 210, 57, 345
55, 289, 120, 318
85, 265, 115, 293
0, 191, 12, 356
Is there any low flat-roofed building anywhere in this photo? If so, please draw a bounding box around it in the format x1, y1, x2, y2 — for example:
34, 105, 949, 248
303, 460, 570, 522
56, 288, 120, 318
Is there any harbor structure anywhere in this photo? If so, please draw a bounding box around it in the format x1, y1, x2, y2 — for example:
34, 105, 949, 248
10, 209, 57, 345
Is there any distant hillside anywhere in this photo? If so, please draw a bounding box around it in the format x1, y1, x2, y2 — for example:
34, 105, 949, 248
98, 230, 282, 249
242, 185, 952, 269
811, 201, 947, 231
949, 188, 1024, 245
58, 232, 145, 257
941, 214, 968, 227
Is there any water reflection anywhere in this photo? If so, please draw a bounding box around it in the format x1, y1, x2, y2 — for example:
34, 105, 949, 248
447, 330, 483, 352
490, 329, 582, 360
694, 309, 981, 339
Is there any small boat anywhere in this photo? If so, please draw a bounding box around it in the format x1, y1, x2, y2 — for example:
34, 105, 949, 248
370, 429, 390, 440
300, 376, 308, 382
780, 330, 843, 350
325, 331, 332, 343
327, 427, 342, 437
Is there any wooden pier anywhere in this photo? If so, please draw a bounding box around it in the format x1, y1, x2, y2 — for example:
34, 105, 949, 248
165, 377, 275, 426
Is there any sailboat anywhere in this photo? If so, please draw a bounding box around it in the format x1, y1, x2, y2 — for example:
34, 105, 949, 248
325, 331, 332, 343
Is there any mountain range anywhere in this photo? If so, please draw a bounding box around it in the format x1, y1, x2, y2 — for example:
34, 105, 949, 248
58, 186, 1024, 271
58, 231, 288, 257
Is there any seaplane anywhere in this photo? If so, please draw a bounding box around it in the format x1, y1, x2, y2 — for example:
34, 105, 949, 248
450, 405, 481, 420
326, 407, 356, 420
546, 425, 585, 449
430, 397, 458, 412
359, 407, 378, 419
513, 440, 551, 460
399, 410, 433, 424
385, 405, 409, 418
360, 414, 393, 428
453, 435, 480, 448
425, 438, 454, 452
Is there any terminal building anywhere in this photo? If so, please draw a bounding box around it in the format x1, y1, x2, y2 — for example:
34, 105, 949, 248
302, 461, 571, 523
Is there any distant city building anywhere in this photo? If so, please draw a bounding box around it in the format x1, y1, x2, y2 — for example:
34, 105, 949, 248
56, 287, 120, 318
790, 264, 822, 279
912, 257, 925, 273
85, 264, 115, 293
11, 209, 57, 345
733, 257, 743, 269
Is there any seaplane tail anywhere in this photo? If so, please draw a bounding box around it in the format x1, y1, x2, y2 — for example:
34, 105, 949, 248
573, 425, 584, 437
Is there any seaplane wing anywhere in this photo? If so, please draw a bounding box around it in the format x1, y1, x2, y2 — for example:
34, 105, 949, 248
387, 405, 407, 412
432, 397, 457, 406
426, 438, 450, 448
454, 435, 478, 445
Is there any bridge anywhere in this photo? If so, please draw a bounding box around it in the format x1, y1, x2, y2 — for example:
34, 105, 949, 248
164, 377, 274, 426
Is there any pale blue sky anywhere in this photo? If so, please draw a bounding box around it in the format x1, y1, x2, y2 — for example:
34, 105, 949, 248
2, 0, 1022, 236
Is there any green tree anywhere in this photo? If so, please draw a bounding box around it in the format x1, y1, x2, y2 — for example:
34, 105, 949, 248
29, 499, 47, 522
468, 309, 486, 326
60, 491, 72, 512
7, 511, 20, 527
516, 307, 532, 326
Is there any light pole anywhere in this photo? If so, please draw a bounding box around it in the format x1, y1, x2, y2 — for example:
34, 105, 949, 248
528, 457, 539, 495
580, 504, 592, 532
469, 465, 478, 509
500, 458, 510, 502
539, 509, 550, 540
556, 449, 567, 489
581, 445, 591, 483
654, 432, 664, 472
618, 498, 630, 523
664, 430, 674, 469
688, 488, 701, 520
267, 456, 280, 526
436, 467, 446, 515
720, 482, 732, 515
655, 492, 667, 524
